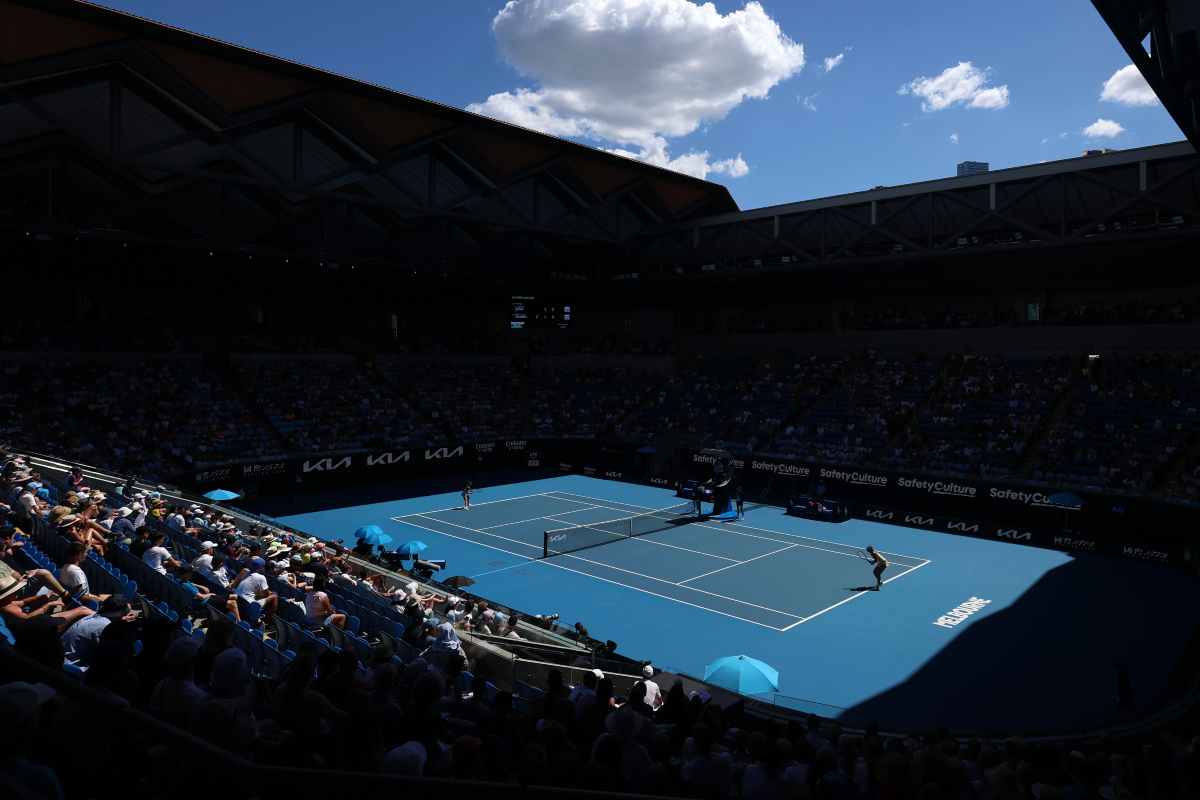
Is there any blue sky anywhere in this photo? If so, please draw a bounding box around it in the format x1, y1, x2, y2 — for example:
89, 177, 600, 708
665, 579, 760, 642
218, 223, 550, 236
99, 0, 1183, 210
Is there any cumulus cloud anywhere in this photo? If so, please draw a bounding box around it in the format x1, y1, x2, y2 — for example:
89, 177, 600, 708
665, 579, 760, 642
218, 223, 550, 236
1100, 64, 1158, 106
606, 140, 749, 177
466, 0, 805, 179
823, 52, 845, 72
949, 132, 959, 144
800, 93, 818, 111
899, 62, 1010, 111
1083, 118, 1125, 138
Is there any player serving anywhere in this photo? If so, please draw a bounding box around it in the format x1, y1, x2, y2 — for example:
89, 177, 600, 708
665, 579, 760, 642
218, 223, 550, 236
462, 481, 472, 511
863, 545, 888, 590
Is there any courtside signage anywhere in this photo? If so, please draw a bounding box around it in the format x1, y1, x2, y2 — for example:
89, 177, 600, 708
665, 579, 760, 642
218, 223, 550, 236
933, 597, 992, 629
898, 477, 976, 499
819, 468, 888, 487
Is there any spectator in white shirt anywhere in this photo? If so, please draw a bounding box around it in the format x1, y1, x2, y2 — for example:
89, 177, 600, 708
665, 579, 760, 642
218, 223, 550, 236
61, 594, 135, 667
641, 664, 663, 711
231, 557, 278, 624
142, 531, 180, 575
190, 541, 218, 573
18, 485, 44, 519
58, 541, 110, 605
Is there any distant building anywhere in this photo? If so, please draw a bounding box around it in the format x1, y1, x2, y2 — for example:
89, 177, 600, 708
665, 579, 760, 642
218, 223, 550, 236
1083, 148, 1117, 156
957, 161, 990, 177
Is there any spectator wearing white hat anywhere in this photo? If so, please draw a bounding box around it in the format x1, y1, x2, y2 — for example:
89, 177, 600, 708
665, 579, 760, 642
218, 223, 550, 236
641, 664, 663, 711
190, 541, 218, 573
109, 506, 137, 541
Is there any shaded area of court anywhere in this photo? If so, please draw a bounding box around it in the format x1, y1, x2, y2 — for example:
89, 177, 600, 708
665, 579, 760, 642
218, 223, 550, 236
275, 474, 1200, 733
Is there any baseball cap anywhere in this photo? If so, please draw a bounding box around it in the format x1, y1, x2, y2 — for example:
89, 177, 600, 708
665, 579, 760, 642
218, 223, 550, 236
642, 664, 655, 678
249, 556, 266, 571
200, 541, 217, 550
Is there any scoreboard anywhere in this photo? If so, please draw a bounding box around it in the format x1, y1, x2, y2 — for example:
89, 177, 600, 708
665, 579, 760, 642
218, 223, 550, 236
511, 296, 572, 330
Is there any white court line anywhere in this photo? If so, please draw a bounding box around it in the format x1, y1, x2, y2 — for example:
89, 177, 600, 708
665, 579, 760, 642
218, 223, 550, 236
410, 513, 541, 554
478, 505, 603, 530
395, 491, 564, 517
547, 490, 930, 565
778, 559, 933, 632
392, 516, 792, 631
408, 511, 803, 621
471, 561, 539, 579
472, 504, 742, 563
546, 491, 913, 564
678, 543, 800, 585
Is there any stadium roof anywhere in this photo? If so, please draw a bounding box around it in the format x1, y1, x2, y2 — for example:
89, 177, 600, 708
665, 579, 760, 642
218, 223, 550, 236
0, 0, 737, 264
1092, 0, 1200, 151
637, 140, 1200, 270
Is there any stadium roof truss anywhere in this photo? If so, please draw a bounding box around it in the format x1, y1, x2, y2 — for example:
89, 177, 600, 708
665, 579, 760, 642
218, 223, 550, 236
0, 0, 736, 265
636, 142, 1200, 271
1092, 0, 1200, 151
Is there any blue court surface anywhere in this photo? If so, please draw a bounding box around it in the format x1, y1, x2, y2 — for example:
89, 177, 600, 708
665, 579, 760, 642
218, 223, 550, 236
275, 475, 1200, 733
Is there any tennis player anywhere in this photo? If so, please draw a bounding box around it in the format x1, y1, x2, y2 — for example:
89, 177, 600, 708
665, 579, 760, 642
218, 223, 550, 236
864, 545, 888, 590
462, 481, 472, 511
735, 485, 744, 518
693, 484, 703, 518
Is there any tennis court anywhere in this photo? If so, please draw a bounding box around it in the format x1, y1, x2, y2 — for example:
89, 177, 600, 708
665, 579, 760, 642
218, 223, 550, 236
391, 489, 931, 632
272, 474, 1200, 732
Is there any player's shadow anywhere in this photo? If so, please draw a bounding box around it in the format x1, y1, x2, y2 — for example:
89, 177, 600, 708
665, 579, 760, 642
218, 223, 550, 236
844, 586, 877, 592
835, 553, 1200, 734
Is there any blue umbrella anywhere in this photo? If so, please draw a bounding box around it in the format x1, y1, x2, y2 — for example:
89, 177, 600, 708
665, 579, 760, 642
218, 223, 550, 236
354, 524, 384, 539
396, 540, 428, 558
203, 489, 240, 501
703, 655, 780, 695
361, 531, 393, 547
353, 525, 393, 547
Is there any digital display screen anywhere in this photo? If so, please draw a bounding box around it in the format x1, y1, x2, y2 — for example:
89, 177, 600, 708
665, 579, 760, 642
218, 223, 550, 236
511, 296, 572, 330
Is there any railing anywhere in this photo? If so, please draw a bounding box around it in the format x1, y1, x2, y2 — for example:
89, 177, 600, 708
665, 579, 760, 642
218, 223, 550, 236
13, 446, 1200, 745
757, 693, 847, 719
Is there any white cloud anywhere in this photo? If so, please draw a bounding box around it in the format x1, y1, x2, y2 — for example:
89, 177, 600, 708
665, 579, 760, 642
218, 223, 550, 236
606, 140, 749, 177
800, 93, 818, 111
899, 61, 1010, 111
1059, 131, 1069, 139
949, 132, 959, 144
467, 0, 805, 179
1083, 118, 1125, 138
1040, 137, 1049, 144
823, 52, 845, 72
1100, 64, 1158, 106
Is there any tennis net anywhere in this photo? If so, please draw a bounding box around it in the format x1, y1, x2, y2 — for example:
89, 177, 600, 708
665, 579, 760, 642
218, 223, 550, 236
543, 502, 695, 558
